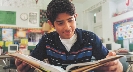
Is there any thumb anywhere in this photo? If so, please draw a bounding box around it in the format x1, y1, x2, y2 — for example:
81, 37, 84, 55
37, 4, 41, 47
106, 52, 116, 57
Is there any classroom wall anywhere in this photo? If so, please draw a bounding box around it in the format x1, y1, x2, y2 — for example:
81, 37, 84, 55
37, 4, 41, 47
82, 0, 103, 11
2, 0, 133, 43
102, 1, 114, 43
110, 1, 133, 43
81, 0, 133, 42
73, 3, 83, 29
0, 6, 40, 28
0, 0, 51, 51
0, 0, 50, 28
0, 0, 83, 29
82, 0, 111, 42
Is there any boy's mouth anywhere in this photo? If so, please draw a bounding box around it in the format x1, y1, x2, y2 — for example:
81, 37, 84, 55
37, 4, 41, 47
64, 31, 71, 35
63, 31, 71, 35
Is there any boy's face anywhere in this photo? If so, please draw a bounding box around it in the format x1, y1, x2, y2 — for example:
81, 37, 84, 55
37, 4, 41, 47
48, 13, 77, 39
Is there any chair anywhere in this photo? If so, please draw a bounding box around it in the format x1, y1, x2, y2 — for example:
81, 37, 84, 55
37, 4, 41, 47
126, 60, 133, 72
3, 58, 17, 72
119, 56, 129, 72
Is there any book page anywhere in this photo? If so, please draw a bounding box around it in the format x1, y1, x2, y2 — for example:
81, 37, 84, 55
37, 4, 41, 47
66, 55, 123, 72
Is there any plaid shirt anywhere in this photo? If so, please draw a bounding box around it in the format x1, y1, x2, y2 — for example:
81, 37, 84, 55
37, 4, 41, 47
31, 28, 109, 70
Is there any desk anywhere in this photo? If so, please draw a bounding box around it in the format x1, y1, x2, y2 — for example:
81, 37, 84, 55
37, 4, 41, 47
0, 55, 11, 59
0, 55, 17, 72
0, 55, 12, 67
117, 53, 133, 58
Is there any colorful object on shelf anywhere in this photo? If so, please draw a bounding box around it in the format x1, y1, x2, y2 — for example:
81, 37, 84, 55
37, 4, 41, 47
42, 22, 51, 31
5, 41, 13, 47
48, 28, 55, 33
20, 39, 28, 45
16, 29, 26, 38
0, 41, 4, 46
19, 44, 27, 49
27, 29, 42, 33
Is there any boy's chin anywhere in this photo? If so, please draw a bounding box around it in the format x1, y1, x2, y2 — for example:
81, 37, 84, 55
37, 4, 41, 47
62, 36, 72, 39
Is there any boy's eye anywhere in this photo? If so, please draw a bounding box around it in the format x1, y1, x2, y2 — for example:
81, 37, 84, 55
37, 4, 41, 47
68, 18, 74, 22
58, 22, 63, 25
68, 19, 73, 22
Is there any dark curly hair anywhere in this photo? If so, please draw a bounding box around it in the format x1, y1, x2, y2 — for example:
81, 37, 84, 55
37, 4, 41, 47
46, 0, 76, 25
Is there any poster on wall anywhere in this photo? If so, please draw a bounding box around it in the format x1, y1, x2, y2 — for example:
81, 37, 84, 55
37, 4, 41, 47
13, 29, 42, 46
27, 33, 42, 42
27, 29, 42, 45
28, 12, 38, 26
40, 10, 47, 27
0, 10, 16, 25
2, 29, 13, 41
27, 29, 42, 43
16, 29, 26, 38
113, 17, 133, 41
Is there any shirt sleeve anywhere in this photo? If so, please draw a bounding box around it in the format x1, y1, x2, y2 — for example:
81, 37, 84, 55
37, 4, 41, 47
91, 33, 109, 60
30, 34, 47, 61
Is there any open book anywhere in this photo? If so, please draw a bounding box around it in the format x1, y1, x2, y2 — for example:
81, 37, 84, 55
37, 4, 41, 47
8, 53, 123, 72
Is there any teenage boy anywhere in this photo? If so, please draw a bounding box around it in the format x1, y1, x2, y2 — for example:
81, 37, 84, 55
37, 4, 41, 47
15, 0, 123, 72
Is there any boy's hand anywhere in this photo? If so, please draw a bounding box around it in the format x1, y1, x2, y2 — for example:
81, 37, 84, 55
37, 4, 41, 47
95, 52, 123, 72
15, 59, 35, 72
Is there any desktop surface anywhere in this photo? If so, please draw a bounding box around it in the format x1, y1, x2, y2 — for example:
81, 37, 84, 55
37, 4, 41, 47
0, 55, 11, 59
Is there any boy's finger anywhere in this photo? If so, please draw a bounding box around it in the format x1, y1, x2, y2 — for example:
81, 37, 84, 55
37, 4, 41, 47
15, 59, 22, 66
104, 59, 118, 66
106, 52, 116, 57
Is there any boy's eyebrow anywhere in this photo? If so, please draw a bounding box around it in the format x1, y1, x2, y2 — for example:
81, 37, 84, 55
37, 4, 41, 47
55, 17, 74, 22
67, 17, 73, 20
55, 20, 63, 23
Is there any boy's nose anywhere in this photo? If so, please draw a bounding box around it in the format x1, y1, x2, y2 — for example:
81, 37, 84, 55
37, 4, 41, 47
64, 23, 71, 30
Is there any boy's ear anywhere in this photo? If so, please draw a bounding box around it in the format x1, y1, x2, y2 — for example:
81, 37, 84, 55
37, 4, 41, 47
74, 13, 77, 21
74, 13, 78, 18
47, 20, 54, 28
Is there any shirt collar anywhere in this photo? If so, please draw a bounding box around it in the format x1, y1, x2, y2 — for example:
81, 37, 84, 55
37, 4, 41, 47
55, 28, 83, 44
54, 28, 83, 51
